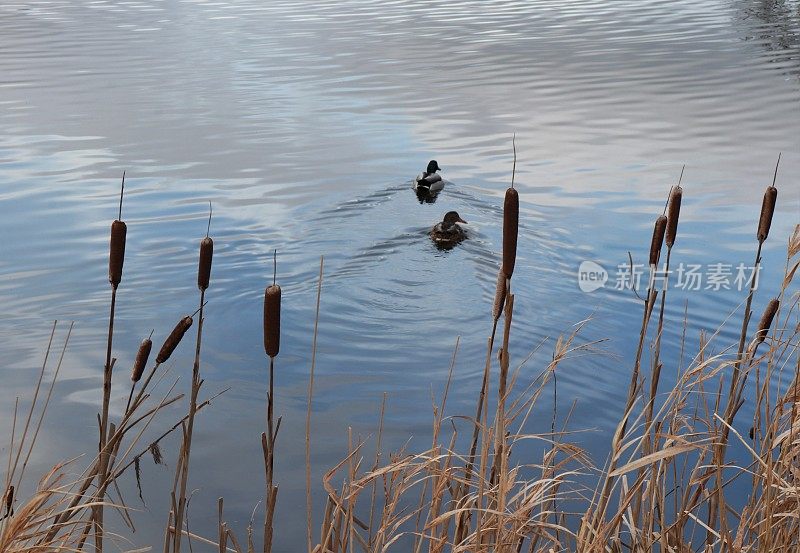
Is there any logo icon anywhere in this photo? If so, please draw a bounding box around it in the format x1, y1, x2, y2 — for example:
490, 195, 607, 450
578, 261, 608, 293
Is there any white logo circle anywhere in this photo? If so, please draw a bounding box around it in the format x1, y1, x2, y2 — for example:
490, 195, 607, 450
578, 261, 608, 293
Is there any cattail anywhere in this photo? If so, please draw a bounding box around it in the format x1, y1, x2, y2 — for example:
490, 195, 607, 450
757, 186, 777, 243
109, 220, 127, 287
156, 316, 193, 364
502, 187, 519, 278
649, 215, 667, 266
131, 338, 152, 382
755, 298, 779, 344
264, 285, 281, 358
198, 236, 213, 291
492, 268, 507, 321
665, 186, 682, 248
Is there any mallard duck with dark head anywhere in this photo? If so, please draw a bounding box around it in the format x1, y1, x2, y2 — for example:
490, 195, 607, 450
414, 160, 444, 192
430, 211, 467, 249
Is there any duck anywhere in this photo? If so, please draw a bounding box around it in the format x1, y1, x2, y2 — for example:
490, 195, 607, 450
430, 211, 467, 249
413, 160, 444, 193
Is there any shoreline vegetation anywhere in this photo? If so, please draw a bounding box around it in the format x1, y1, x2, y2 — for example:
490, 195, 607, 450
1, 162, 798, 553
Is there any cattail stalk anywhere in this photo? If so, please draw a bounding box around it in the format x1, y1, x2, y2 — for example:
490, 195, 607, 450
457, 148, 518, 544
97, 173, 127, 552
734, 158, 781, 383
641, 175, 685, 497
171, 210, 214, 553
650, 182, 683, 404
263, 252, 282, 553
715, 161, 781, 539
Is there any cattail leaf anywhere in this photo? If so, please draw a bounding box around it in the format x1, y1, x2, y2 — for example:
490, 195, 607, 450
155, 316, 193, 364
502, 188, 519, 278
665, 186, 682, 248
109, 220, 127, 287
264, 284, 281, 358
757, 186, 777, 242
649, 215, 667, 266
198, 236, 213, 291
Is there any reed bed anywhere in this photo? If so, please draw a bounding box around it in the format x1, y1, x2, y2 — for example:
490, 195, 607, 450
1, 162, 798, 553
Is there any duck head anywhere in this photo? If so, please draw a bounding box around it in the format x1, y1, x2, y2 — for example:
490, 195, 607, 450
442, 210, 467, 230
426, 160, 441, 175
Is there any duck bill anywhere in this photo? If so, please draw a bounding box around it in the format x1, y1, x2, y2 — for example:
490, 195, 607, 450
457, 217, 467, 224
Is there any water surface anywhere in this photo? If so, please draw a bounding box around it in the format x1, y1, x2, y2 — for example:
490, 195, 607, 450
0, 0, 798, 549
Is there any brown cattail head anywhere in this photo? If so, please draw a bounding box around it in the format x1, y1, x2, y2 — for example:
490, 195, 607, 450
264, 285, 281, 358
502, 187, 519, 278
156, 316, 193, 364
131, 338, 152, 382
665, 186, 682, 248
492, 268, 507, 321
109, 220, 127, 287
198, 236, 214, 291
757, 186, 777, 243
755, 298, 780, 344
649, 215, 667, 266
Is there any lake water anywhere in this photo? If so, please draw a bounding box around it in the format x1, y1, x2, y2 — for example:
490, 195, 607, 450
1, 0, 798, 550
